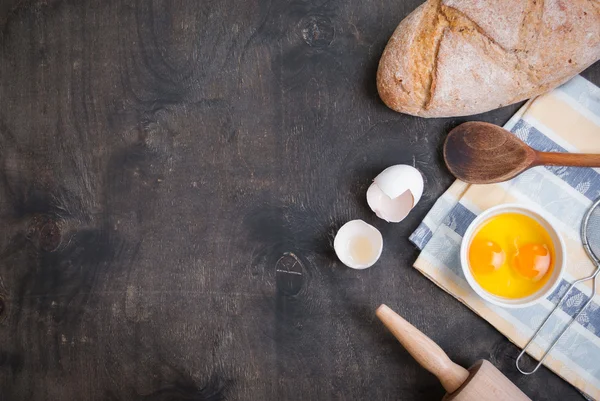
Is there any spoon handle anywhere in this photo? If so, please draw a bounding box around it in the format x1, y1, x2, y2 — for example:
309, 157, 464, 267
535, 152, 600, 167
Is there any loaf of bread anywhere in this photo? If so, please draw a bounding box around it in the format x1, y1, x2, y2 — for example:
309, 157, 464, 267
377, 0, 600, 117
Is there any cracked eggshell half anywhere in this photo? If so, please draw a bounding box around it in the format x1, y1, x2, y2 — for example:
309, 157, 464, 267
367, 165, 424, 223
334, 220, 383, 269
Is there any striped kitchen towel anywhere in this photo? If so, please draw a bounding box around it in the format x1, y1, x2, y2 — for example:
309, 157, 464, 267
409, 75, 600, 400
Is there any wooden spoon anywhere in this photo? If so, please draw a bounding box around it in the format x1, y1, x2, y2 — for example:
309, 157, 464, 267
443, 121, 600, 184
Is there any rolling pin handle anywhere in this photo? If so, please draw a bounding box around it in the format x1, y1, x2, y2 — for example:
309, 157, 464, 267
376, 304, 470, 394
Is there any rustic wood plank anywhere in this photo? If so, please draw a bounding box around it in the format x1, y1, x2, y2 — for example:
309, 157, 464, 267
0, 1, 598, 400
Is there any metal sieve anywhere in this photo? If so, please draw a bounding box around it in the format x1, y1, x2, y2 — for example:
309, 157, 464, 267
516, 197, 600, 375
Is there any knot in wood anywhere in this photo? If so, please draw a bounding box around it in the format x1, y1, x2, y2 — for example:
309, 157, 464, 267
275, 252, 305, 296
39, 219, 62, 252
300, 15, 334, 48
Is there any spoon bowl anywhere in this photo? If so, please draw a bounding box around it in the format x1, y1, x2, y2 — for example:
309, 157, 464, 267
444, 122, 600, 184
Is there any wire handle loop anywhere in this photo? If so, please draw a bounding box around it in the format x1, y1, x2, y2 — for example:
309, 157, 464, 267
516, 274, 598, 374
516, 197, 600, 375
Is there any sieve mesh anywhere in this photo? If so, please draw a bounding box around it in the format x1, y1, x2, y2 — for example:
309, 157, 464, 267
583, 199, 600, 264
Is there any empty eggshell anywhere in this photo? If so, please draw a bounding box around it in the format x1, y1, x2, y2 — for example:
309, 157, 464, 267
367, 165, 424, 223
334, 220, 383, 269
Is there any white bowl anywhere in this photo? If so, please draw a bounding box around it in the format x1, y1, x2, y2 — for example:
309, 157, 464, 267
460, 204, 566, 308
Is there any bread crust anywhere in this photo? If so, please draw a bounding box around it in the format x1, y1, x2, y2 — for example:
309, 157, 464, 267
377, 0, 600, 117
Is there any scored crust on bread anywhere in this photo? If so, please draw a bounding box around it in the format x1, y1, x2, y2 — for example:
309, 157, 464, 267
377, 0, 600, 117
425, 28, 535, 116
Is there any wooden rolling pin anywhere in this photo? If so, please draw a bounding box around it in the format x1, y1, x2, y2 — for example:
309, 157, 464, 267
376, 305, 531, 401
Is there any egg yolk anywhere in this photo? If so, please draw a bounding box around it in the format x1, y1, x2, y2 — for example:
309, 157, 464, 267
468, 239, 505, 275
468, 213, 554, 298
513, 243, 551, 281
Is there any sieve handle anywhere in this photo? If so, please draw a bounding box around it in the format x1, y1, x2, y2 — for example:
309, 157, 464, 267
516, 271, 599, 375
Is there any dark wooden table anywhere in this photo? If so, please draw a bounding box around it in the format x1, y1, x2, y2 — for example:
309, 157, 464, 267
0, 1, 598, 400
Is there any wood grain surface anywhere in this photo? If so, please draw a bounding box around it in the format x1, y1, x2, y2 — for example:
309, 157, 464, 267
0, 1, 598, 400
